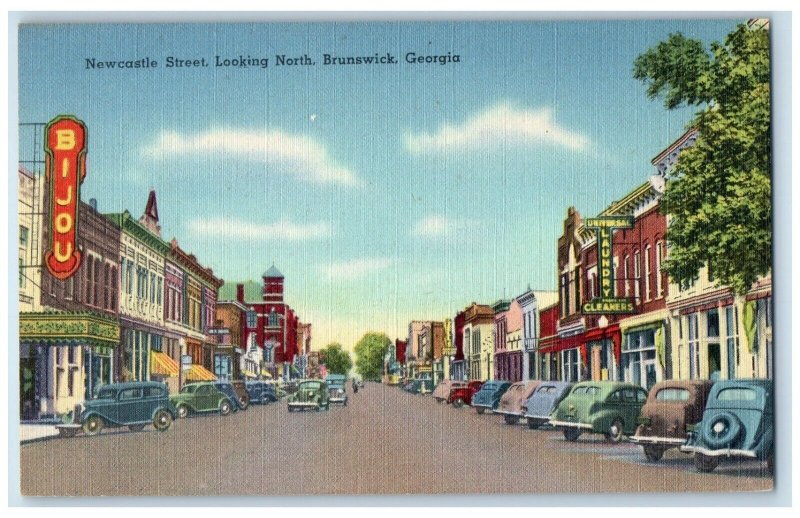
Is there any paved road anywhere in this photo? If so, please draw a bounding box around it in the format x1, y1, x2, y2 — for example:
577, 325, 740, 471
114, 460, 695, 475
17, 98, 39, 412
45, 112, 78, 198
20, 382, 773, 496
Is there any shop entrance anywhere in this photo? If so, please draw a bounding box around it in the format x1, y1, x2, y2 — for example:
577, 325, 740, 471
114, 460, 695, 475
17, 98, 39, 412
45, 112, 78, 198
707, 343, 721, 380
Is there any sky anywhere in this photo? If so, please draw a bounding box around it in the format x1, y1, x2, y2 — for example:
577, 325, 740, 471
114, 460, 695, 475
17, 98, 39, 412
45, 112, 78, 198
18, 19, 742, 351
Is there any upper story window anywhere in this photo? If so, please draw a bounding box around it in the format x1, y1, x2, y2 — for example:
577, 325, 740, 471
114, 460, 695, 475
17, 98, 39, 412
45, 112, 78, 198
268, 308, 278, 327
655, 241, 664, 298
644, 245, 652, 301
246, 311, 257, 329
19, 225, 29, 247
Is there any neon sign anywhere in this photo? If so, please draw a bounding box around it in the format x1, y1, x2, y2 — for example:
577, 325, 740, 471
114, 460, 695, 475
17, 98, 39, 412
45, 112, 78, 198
582, 215, 636, 315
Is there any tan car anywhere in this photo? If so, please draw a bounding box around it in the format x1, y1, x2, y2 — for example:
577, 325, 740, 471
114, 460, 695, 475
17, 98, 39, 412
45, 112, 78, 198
630, 380, 713, 461
432, 379, 466, 403
494, 380, 542, 424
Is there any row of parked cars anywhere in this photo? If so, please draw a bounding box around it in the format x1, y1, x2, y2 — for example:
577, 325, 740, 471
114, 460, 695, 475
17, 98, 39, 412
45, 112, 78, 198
56, 379, 285, 437
424, 377, 774, 474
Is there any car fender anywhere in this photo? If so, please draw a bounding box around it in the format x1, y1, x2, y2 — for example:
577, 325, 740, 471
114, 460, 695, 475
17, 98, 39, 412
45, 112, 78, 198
591, 409, 619, 433
81, 410, 123, 428
151, 405, 177, 420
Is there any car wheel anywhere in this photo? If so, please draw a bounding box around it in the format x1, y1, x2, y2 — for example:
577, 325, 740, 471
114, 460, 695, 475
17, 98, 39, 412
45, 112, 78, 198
83, 415, 104, 436
527, 417, 541, 430
176, 404, 190, 419
504, 415, 520, 425
606, 418, 624, 443
694, 453, 719, 473
563, 428, 581, 442
643, 445, 665, 462
452, 398, 464, 408
153, 409, 172, 432
476, 407, 485, 415
128, 424, 146, 432
219, 400, 232, 416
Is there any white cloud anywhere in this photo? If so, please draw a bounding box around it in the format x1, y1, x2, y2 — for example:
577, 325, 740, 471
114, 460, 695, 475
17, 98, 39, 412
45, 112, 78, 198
188, 216, 332, 241
142, 128, 360, 186
411, 215, 475, 237
316, 257, 395, 281
405, 103, 590, 154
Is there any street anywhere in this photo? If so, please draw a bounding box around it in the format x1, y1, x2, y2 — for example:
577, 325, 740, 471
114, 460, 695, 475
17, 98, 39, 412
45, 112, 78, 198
20, 382, 773, 496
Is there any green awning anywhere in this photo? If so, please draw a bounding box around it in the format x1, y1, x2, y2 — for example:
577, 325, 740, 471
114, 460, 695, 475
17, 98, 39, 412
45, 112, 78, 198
19, 311, 120, 348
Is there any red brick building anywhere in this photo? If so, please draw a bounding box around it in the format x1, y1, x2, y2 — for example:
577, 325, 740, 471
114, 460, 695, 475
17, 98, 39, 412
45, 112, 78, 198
236, 265, 301, 379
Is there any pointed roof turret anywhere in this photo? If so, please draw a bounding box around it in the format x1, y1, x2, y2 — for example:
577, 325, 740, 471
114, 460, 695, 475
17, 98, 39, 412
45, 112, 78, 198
139, 189, 161, 237
263, 264, 284, 278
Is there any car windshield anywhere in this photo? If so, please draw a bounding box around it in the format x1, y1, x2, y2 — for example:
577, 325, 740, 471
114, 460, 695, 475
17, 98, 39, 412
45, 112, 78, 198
180, 385, 198, 394
717, 387, 758, 401
95, 387, 115, 399
655, 388, 690, 401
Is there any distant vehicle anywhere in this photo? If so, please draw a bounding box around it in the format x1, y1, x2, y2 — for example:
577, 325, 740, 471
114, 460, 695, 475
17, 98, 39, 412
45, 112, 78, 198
245, 381, 278, 404
549, 381, 648, 442
471, 380, 511, 414
326, 374, 348, 406
55, 381, 176, 437
630, 380, 713, 461
681, 379, 773, 473
170, 382, 238, 418
522, 381, 573, 429
448, 380, 484, 408
287, 379, 330, 412
403, 378, 434, 395
494, 380, 541, 424
432, 379, 465, 403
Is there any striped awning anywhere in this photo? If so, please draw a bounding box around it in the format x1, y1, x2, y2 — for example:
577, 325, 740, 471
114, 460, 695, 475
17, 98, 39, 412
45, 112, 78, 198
242, 370, 257, 379
150, 351, 179, 377
260, 369, 273, 378
185, 364, 217, 382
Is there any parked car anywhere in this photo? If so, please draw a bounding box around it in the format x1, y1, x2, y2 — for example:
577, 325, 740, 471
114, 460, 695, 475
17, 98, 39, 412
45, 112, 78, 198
170, 381, 238, 418
681, 379, 773, 473
471, 380, 511, 414
56, 381, 176, 437
432, 380, 465, 403
215, 381, 247, 411
326, 374, 348, 406
287, 379, 330, 411
494, 380, 542, 424
229, 380, 250, 410
404, 378, 434, 395
245, 381, 277, 404
630, 380, 713, 461
522, 381, 573, 429
549, 381, 648, 442
448, 380, 484, 408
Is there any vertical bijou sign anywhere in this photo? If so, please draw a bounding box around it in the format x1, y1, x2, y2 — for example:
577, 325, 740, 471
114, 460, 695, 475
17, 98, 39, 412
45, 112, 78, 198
581, 215, 636, 314
43, 115, 87, 280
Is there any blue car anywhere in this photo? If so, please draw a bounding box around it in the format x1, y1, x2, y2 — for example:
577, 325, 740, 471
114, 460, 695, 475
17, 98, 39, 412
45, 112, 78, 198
471, 380, 511, 414
214, 381, 244, 411
245, 381, 277, 404
681, 379, 774, 473
522, 381, 574, 429
325, 374, 348, 406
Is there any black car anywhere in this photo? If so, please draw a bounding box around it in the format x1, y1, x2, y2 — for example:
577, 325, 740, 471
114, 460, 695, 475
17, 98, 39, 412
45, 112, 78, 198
245, 381, 278, 404
215, 381, 246, 411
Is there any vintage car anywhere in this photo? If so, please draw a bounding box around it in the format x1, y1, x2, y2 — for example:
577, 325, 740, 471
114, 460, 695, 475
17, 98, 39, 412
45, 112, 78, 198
56, 381, 176, 437
215, 381, 248, 411
229, 380, 250, 410
471, 380, 511, 414
287, 379, 330, 411
432, 379, 465, 403
522, 381, 573, 429
170, 381, 238, 418
325, 374, 348, 406
448, 380, 484, 408
630, 380, 713, 461
403, 378, 434, 395
681, 379, 774, 473
549, 381, 648, 442
245, 381, 278, 404
494, 380, 542, 424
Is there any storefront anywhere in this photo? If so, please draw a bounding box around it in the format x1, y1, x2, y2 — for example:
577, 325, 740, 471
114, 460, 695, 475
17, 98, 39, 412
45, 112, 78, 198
618, 310, 668, 390
19, 311, 120, 420
583, 324, 621, 382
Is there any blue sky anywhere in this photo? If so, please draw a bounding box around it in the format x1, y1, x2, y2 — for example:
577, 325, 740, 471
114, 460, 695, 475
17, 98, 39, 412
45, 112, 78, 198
18, 19, 742, 350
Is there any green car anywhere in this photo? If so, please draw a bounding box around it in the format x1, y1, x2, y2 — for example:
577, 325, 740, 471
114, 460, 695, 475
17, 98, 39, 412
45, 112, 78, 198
170, 382, 237, 418
287, 379, 330, 412
549, 381, 648, 442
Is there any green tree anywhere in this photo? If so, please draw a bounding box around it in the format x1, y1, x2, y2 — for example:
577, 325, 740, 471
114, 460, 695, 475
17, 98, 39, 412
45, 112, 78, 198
633, 23, 771, 295
318, 342, 353, 375
353, 332, 391, 381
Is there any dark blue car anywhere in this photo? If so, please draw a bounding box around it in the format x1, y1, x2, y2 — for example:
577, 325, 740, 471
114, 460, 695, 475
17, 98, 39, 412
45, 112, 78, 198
245, 381, 278, 404
471, 380, 511, 414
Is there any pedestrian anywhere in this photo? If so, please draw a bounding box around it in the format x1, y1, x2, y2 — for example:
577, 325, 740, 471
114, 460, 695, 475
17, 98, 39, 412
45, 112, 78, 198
352, 378, 359, 394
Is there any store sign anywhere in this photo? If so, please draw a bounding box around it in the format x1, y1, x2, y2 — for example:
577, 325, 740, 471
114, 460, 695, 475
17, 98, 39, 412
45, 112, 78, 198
43, 115, 87, 280
181, 354, 193, 371
582, 215, 635, 315
443, 318, 455, 356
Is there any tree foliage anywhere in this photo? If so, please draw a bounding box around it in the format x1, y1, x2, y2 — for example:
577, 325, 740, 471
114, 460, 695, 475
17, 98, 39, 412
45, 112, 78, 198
353, 332, 391, 381
633, 24, 771, 295
318, 342, 353, 375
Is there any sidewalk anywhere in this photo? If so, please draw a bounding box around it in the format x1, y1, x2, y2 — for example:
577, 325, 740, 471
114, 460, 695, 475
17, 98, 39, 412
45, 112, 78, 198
19, 422, 62, 444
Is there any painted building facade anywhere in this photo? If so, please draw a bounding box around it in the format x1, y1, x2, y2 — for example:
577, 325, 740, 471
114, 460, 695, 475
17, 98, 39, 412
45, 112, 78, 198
462, 303, 494, 381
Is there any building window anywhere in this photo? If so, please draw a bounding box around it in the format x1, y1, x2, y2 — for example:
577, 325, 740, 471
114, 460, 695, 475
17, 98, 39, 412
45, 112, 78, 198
655, 241, 664, 298
110, 267, 117, 309
85, 255, 93, 303
19, 257, 25, 288
93, 258, 101, 307
624, 255, 630, 297
103, 263, 110, 309
644, 245, 652, 301
560, 273, 569, 317
19, 225, 29, 247
725, 305, 739, 379
150, 273, 156, 303
126, 261, 134, 294
633, 251, 641, 300
156, 277, 162, 305
246, 311, 257, 329
65, 276, 74, 300
688, 314, 699, 379
269, 308, 278, 327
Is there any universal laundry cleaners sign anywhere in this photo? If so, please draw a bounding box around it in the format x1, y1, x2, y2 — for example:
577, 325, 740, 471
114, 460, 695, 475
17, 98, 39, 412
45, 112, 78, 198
582, 216, 636, 315
43, 115, 87, 280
